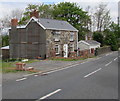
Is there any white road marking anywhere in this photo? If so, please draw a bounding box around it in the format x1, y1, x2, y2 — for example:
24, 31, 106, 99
105, 61, 112, 66
84, 68, 102, 78
106, 53, 113, 56
34, 75, 38, 77
23, 72, 42, 77
38, 89, 61, 100
16, 77, 27, 82
97, 57, 102, 59
114, 57, 118, 61
43, 64, 79, 75
81, 62, 86, 64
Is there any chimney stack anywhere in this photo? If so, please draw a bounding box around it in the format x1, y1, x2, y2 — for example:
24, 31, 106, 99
11, 18, 18, 27
30, 10, 39, 18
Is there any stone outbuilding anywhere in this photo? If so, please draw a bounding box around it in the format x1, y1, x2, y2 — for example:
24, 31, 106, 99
78, 40, 101, 54
9, 10, 78, 59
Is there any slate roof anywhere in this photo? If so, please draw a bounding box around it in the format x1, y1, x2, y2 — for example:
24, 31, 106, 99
84, 40, 101, 45
37, 18, 78, 31
79, 40, 101, 46
15, 17, 78, 32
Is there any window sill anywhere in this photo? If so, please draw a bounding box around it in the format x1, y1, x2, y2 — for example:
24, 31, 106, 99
70, 40, 74, 42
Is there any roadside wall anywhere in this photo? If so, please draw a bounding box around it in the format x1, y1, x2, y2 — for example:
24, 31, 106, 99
95, 46, 111, 56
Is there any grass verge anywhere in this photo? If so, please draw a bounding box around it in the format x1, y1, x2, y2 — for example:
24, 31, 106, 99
1, 59, 40, 73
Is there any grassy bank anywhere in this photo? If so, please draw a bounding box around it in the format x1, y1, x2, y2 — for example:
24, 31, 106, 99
1, 59, 40, 73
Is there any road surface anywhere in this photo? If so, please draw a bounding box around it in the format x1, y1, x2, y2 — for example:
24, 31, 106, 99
2, 52, 119, 100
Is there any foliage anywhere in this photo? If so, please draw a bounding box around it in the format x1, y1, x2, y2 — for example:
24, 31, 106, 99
93, 31, 104, 46
2, 59, 39, 73
104, 31, 118, 51
2, 35, 9, 47
19, 4, 54, 25
53, 2, 91, 41
19, 2, 91, 40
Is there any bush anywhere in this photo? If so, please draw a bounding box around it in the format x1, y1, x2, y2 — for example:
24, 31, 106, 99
2, 58, 22, 62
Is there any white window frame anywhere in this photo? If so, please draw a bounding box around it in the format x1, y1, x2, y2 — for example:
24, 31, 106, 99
53, 31, 61, 41
69, 44, 74, 52
70, 32, 74, 41
55, 44, 60, 54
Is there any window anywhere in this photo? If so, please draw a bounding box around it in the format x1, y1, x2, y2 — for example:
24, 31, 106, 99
51, 31, 60, 41
69, 44, 74, 52
70, 32, 74, 41
55, 44, 60, 54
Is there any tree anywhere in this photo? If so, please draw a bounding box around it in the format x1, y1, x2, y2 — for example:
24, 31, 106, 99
2, 35, 9, 47
0, 9, 23, 28
103, 22, 120, 50
53, 2, 91, 40
93, 31, 104, 46
93, 3, 111, 32
19, 4, 54, 25
104, 31, 118, 51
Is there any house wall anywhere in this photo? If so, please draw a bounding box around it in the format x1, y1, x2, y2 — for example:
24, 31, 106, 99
78, 42, 89, 51
46, 30, 78, 57
89, 45, 100, 50
10, 21, 46, 59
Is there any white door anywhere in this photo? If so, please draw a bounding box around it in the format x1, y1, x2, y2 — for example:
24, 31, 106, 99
63, 44, 68, 58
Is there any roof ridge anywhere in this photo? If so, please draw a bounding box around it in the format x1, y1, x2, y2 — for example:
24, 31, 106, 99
38, 18, 67, 22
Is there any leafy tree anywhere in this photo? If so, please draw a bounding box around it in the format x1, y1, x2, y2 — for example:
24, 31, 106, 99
109, 22, 120, 38
2, 35, 9, 47
93, 31, 104, 46
52, 2, 91, 40
104, 31, 118, 51
103, 22, 120, 50
19, 4, 54, 25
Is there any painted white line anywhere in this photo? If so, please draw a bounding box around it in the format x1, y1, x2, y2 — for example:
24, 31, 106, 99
81, 62, 86, 64
24, 64, 80, 77
105, 61, 112, 66
95, 57, 102, 60
16, 77, 27, 82
84, 68, 102, 78
23, 72, 42, 77
34, 75, 38, 77
114, 57, 118, 61
38, 89, 61, 100
44, 64, 79, 75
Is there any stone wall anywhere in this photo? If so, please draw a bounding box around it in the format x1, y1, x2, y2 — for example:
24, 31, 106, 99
95, 46, 111, 56
46, 30, 78, 58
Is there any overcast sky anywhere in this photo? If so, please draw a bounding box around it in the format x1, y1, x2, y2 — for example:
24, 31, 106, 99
0, 0, 119, 23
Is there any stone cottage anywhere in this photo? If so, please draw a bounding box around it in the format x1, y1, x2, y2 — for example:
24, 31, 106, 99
9, 11, 78, 59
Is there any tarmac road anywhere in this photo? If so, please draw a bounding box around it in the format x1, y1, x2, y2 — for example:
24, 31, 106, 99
2, 51, 119, 100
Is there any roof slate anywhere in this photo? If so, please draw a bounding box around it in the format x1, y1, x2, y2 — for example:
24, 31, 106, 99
15, 17, 78, 32
84, 40, 101, 45
37, 18, 78, 31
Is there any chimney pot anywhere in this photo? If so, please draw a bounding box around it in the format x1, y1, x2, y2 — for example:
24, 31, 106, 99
11, 19, 18, 27
30, 10, 39, 18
